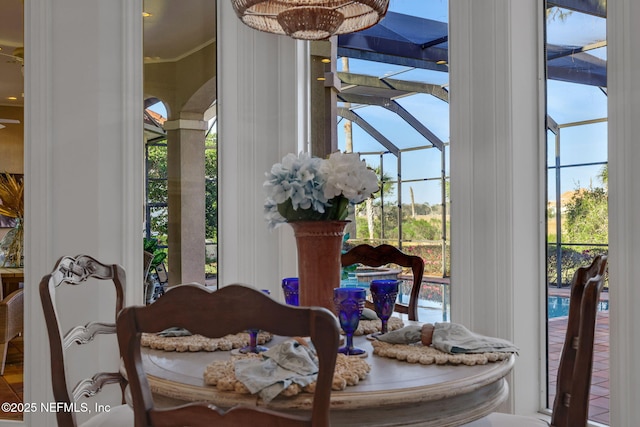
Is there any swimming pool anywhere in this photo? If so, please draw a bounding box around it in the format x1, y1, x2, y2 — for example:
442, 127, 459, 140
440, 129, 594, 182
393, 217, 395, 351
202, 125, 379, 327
547, 295, 609, 319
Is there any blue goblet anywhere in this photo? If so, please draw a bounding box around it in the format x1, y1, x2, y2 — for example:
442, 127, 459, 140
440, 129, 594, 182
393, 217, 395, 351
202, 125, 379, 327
370, 279, 400, 336
281, 277, 299, 306
333, 287, 367, 356
239, 289, 270, 354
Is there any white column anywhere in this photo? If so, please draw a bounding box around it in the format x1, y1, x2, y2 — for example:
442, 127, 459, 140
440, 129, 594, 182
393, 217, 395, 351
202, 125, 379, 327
217, 1, 303, 296
449, 0, 544, 416
23, 1, 143, 426
164, 118, 208, 286
608, 0, 640, 425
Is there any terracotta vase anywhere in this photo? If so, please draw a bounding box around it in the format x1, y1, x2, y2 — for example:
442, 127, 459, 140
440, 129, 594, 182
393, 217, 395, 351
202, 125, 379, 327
288, 220, 348, 313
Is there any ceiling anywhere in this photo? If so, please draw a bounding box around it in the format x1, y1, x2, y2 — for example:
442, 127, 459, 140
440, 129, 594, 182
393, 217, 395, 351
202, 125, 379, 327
0, 0, 24, 108
0, 0, 217, 108
142, 0, 216, 63
0, 0, 605, 111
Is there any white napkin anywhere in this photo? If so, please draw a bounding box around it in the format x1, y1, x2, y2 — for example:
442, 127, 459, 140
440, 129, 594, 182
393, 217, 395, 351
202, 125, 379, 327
375, 322, 519, 355
431, 322, 519, 354
360, 307, 379, 320
156, 327, 192, 337
234, 340, 318, 402
374, 325, 422, 344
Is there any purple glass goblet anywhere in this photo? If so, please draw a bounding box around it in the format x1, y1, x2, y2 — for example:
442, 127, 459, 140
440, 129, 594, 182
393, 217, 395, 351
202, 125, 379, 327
333, 287, 367, 356
370, 279, 400, 335
281, 277, 299, 306
239, 289, 270, 354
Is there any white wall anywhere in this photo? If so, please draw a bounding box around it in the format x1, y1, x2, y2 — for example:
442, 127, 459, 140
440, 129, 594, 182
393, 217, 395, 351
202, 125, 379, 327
23, 1, 143, 425
608, 0, 640, 425
217, 1, 301, 295
450, 0, 546, 416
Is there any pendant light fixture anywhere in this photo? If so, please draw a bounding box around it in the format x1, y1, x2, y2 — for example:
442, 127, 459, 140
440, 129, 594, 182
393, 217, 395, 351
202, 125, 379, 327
230, 0, 389, 40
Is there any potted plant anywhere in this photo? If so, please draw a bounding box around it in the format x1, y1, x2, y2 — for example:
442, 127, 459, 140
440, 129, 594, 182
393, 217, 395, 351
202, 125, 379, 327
144, 237, 168, 304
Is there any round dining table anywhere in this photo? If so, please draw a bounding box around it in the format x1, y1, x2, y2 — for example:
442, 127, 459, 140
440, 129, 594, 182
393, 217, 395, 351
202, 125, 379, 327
134, 330, 514, 427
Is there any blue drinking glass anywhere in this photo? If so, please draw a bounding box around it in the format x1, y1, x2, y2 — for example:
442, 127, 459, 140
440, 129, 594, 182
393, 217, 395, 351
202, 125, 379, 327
240, 289, 270, 354
370, 279, 400, 335
333, 287, 367, 356
281, 277, 299, 306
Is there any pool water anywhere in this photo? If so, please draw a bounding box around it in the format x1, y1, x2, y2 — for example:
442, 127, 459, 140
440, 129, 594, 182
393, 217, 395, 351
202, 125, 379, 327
547, 295, 609, 319
381, 294, 607, 322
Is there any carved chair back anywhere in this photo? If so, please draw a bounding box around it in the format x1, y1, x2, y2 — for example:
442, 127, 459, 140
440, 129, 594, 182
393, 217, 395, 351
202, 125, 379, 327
341, 244, 425, 321
39, 254, 127, 427
551, 254, 608, 427
117, 283, 340, 427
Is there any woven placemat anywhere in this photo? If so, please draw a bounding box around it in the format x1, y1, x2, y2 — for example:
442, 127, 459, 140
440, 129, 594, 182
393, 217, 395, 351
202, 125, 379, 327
371, 341, 512, 366
204, 352, 371, 397
353, 316, 404, 336
141, 331, 273, 352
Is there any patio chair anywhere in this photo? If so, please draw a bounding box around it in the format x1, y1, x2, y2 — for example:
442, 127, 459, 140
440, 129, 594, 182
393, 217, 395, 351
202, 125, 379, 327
341, 244, 425, 321
117, 283, 340, 427
463, 254, 608, 427
39, 254, 133, 427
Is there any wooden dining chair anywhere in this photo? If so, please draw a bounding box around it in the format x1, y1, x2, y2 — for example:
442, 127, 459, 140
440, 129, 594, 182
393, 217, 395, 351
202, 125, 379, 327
341, 244, 425, 321
39, 254, 133, 427
463, 254, 608, 427
117, 283, 340, 427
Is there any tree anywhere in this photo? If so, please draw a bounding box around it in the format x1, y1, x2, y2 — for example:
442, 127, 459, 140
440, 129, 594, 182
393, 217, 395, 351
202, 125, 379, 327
564, 185, 608, 244
204, 133, 218, 241
145, 135, 218, 245
599, 164, 608, 188
146, 145, 168, 241
355, 166, 394, 241
410, 186, 416, 218
401, 218, 440, 241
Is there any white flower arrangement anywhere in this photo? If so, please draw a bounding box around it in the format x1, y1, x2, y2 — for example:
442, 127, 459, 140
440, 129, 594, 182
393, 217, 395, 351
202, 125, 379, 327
264, 151, 379, 229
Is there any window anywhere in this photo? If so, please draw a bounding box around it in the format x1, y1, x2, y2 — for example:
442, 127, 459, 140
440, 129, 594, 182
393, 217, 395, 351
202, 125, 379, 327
143, 0, 218, 288
545, 4, 608, 423
336, 0, 451, 322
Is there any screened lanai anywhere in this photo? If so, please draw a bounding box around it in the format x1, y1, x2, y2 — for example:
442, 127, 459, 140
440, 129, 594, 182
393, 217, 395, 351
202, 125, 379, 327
335, 1, 608, 422
333, 0, 607, 269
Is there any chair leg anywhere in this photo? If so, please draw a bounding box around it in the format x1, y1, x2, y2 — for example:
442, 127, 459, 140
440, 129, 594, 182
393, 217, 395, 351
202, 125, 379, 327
0, 342, 8, 375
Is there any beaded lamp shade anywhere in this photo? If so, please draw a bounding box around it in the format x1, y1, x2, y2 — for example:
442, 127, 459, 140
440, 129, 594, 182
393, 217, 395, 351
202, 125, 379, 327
230, 0, 389, 40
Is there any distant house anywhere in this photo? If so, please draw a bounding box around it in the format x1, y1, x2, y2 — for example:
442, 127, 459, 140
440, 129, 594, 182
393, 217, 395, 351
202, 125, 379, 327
547, 189, 587, 215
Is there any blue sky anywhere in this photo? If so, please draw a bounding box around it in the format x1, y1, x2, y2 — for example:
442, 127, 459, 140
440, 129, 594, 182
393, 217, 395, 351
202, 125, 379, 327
336, 1, 451, 206
541, 8, 607, 199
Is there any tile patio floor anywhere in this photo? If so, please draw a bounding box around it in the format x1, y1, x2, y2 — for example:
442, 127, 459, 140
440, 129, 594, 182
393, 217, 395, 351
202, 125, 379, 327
418, 284, 610, 426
